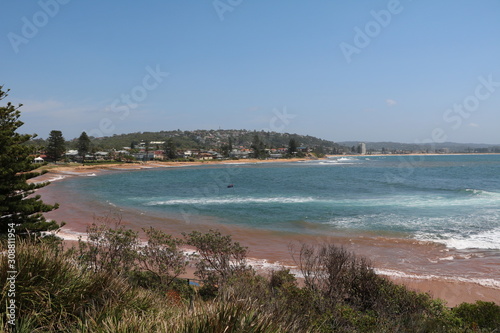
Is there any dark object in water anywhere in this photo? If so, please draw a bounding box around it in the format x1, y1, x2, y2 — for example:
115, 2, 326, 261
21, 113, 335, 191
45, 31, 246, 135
227, 184, 234, 188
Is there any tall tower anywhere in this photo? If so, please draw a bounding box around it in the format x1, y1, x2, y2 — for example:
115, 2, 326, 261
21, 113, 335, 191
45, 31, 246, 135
359, 142, 366, 155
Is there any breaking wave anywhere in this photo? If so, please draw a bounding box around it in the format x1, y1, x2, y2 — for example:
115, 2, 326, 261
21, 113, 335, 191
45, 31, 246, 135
145, 196, 316, 206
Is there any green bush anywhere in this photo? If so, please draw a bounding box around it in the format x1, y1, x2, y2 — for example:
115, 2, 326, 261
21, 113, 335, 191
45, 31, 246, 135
452, 300, 500, 330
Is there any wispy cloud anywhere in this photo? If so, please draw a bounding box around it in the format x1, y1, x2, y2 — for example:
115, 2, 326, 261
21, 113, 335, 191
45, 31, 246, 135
16, 99, 64, 113
386, 99, 397, 106
13, 98, 114, 138
469, 123, 480, 127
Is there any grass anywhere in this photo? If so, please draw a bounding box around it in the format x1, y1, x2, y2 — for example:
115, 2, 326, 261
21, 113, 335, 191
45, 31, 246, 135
1, 235, 499, 332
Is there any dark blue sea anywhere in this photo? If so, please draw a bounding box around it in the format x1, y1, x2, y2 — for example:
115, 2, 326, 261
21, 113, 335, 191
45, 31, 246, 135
75, 155, 500, 250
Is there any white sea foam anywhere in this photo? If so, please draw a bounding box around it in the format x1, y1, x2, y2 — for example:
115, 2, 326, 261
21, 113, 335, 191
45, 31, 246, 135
56, 229, 88, 242
246, 257, 303, 277
46, 175, 67, 182
55, 171, 80, 175
416, 228, 500, 250
337, 157, 356, 162
32, 174, 68, 184
223, 162, 256, 165
318, 160, 357, 166
375, 268, 500, 289
145, 196, 316, 206
461, 188, 500, 197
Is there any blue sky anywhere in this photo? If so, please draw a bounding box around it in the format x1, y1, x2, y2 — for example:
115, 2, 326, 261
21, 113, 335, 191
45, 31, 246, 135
1, 0, 499, 144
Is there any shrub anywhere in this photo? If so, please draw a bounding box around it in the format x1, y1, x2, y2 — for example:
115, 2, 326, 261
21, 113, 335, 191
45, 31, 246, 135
184, 229, 249, 287
293, 243, 381, 310
452, 300, 500, 330
76, 214, 139, 275
4, 226, 496, 332
139, 227, 188, 289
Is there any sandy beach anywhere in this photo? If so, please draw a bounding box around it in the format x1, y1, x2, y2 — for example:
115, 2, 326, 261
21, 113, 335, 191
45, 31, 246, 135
33, 157, 500, 307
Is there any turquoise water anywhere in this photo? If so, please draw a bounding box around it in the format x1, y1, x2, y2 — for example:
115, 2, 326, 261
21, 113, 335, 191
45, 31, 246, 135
71, 155, 500, 251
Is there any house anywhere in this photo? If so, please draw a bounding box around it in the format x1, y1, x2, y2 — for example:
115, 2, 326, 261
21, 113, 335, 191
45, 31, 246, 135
131, 152, 155, 161
198, 153, 214, 160
94, 152, 109, 160
206, 150, 223, 159
229, 149, 250, 159
153, 150, 165, 160
33, 156, 44, 163
65, 150, 79, 161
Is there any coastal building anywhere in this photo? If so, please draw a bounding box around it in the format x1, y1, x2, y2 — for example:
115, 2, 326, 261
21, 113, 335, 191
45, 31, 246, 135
358, 143, 366, 155
198, 153, 214, 160
229, 149, 250, 159
65, 150, 79, 161
94, 152, 109, 160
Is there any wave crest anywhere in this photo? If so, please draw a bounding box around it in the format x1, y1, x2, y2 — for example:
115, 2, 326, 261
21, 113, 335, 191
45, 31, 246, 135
145, 196, 315, 206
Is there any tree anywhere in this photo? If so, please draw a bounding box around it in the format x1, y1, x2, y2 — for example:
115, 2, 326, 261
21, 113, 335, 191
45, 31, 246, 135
251, 134, 266, 159
164, 138, 177, 160
46, 130, 66, 162
288, 138, 298, 155
314, 145, 325, 158
144, 140, 150, 161
77, 131, 91, 163
0, 86, 63, 235
221, 137, 233, 158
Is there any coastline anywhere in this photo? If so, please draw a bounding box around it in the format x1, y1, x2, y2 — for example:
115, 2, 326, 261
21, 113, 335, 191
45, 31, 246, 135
34, 157, 500, 307
31, 152, 500, 181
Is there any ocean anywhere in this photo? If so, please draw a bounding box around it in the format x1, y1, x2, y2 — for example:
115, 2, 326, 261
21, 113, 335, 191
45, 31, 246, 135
42, 154, 500, 294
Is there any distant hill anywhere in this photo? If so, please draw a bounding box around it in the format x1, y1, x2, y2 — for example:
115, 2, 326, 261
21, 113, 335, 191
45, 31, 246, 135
339, 141, 500, 153
28, 129, 499, 154
65, 129, 347, 153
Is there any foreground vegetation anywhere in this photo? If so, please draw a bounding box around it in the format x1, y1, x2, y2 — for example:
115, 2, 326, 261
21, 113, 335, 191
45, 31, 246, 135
1, 221, 499, 332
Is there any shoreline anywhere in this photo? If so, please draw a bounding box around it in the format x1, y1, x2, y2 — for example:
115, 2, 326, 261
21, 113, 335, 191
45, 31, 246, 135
31, 152, 500, 182
36, 157, 311, 172
33, 152, 500, 175
34, 157, 500, 307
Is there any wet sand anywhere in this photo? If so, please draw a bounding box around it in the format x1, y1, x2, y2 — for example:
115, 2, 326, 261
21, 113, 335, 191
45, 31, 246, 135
34, 160, 500, 308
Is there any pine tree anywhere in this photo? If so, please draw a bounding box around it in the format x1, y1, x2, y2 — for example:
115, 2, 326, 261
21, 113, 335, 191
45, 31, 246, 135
251, 134, 266, 159
0, 87, 64, 236
46, 130, 66, 162
288, 138, 298, 155
77, 131, 91, 163
164, 138, 177, 160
